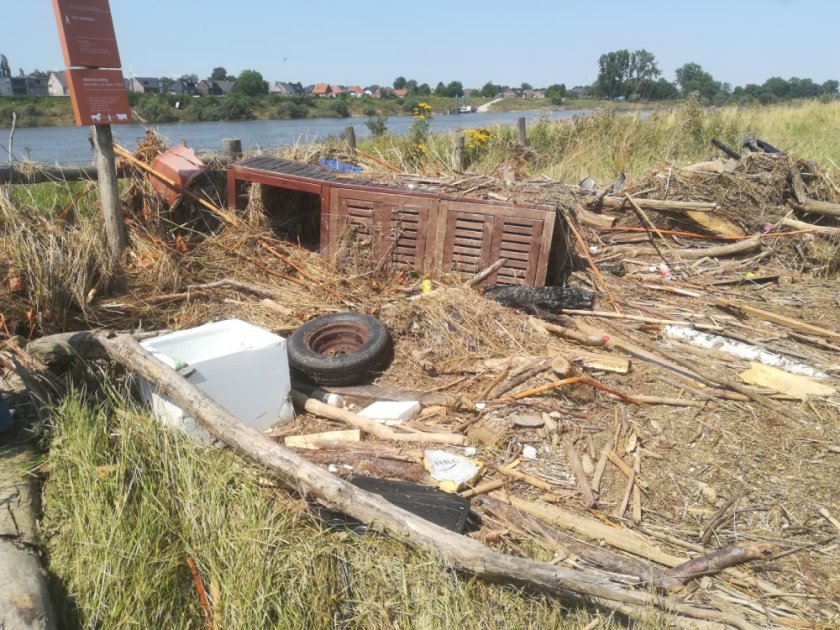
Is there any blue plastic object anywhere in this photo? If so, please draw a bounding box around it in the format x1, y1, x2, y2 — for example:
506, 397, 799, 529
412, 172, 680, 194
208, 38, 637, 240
318, 157, 362, 173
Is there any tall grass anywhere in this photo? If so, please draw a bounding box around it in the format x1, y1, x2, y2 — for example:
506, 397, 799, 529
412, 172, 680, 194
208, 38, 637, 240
360, 99, 840, 184
42, 388, 612, 629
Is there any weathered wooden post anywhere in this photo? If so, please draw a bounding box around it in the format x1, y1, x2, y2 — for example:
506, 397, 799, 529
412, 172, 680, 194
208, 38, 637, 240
452, 134, 465, 171
344, 126, 357, 153
52, 0, 132, 262
517, 117, 527, 146
222, 137, 242, 161
91, 124, 127, 258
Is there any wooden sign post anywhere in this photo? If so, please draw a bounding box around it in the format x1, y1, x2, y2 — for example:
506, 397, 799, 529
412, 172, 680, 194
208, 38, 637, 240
51, 0, 131, 260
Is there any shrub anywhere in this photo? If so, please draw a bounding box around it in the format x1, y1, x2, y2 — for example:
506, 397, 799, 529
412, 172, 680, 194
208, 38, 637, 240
365, 116, 388, 136
330, 100, 350, 118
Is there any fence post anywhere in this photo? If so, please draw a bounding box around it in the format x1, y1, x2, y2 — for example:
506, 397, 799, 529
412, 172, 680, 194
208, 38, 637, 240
517, 117, 527, 146
452, 135, 465, 171
222, 138, 242, 161
344, 126, 357, 153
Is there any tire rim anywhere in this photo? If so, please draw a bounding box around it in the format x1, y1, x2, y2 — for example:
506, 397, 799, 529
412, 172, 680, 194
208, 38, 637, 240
305, 322, 370, 356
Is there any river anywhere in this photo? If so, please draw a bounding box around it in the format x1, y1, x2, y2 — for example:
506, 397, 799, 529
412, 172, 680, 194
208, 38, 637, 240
1, 109, 593, 165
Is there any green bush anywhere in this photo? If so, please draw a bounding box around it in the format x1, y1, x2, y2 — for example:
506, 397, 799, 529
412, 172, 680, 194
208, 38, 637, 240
329, 100, 350, 118
362, 104, 378, 117
365, 116, 388, 136
136, 95, 177, 123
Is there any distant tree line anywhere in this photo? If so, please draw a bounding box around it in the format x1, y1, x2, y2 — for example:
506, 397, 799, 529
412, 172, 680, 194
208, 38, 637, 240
590, 48, 839, 104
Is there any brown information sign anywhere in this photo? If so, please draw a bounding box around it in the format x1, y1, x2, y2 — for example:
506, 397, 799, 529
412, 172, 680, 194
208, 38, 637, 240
52, 0, 121, 68
66, 69, 132, 126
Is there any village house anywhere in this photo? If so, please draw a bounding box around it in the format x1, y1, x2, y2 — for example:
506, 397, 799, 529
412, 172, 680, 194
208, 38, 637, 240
347, 85, 365, 98
270, 82, 305, 96
166, 79, 197, 95
196, 79, 236, 96
310, 83, 332, 97
130, 77, 161, 94
48, 71, 69, 96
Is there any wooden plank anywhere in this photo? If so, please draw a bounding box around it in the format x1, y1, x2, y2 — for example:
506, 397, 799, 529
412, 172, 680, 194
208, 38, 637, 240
319, 183, 331, 252
284, 429, 362, 450
739, 363, 835, 400
715, 298, 840, 343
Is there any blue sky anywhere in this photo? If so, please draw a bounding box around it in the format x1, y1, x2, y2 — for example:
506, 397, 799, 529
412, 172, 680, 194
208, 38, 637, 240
4, 0, 838, 88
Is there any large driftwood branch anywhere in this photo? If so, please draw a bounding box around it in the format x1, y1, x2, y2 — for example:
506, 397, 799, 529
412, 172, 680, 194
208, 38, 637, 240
90, 331, 757, 629
614, 236, 761, 260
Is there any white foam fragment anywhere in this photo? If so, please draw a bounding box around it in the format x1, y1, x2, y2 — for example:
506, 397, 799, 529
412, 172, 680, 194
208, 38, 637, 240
663, 325, 827, 378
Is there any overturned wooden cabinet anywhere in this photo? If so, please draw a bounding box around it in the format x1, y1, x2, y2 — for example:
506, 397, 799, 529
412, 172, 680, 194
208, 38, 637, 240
228, 157, 566, 285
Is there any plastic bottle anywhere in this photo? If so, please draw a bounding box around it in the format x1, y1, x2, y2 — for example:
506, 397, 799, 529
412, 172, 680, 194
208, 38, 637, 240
658, 262, 673, 280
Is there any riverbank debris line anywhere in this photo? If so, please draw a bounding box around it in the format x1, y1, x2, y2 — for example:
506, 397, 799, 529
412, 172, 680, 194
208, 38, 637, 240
1, 131, 839, 628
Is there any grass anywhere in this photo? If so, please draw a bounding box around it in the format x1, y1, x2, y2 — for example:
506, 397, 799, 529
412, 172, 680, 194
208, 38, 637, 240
359, 98, 840, 184
41, 386, 611, 629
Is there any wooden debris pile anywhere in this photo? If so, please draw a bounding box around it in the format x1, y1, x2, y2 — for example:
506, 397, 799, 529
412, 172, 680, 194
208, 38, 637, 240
2, 136, 840, 628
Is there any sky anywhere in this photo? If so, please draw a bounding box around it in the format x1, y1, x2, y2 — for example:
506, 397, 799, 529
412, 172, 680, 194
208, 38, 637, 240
2, 0, 838, 89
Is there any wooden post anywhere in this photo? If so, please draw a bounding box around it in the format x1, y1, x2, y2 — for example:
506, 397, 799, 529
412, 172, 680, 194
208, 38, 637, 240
517, 117, 527, 146
7, 112, 15, 168
452, 135, 465, 171
91, 124, 126, 260
222, 137, 242, 161
344, 126, 356, 153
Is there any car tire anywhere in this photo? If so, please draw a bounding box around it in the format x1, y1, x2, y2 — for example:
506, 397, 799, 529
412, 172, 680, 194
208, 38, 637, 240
287, 312, 393, 386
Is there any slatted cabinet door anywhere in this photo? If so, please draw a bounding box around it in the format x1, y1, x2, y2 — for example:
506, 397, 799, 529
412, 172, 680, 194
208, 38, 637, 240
434, 200, 556, 285
329, 189, 438, 271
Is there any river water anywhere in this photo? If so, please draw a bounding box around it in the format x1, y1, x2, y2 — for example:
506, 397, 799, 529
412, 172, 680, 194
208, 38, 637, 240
2, 109, 593, 165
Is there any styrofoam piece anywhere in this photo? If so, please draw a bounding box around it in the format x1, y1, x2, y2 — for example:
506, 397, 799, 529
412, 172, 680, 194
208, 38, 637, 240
663, 325, 827, 377
423, 450, 485, 493
139, 319, 294, 444
358, 400, 421, 426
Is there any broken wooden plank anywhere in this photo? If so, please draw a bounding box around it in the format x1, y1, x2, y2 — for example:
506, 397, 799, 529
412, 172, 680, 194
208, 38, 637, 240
284, 429, 362, 450
492, 493, 686, 568
562, 436, 597, 508
715, 298, 840, 343
738, 363, 836, 400
572, 351, 630, 374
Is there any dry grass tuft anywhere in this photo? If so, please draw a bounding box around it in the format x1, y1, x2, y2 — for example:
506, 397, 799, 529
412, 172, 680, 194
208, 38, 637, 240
0, 186, 115, 334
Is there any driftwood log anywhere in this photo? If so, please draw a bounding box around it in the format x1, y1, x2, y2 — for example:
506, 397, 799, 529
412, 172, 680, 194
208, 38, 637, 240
614, 236, 761, 260
88, 331, 757, 629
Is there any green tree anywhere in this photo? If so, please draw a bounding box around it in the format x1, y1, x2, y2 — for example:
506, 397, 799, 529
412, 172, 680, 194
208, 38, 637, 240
445, 80, 464, 97
406, 79, 418, 94
211, 67, 229, 81
416, 83, 432, 96
160, 76, 175, 93
762, 76, 790, 99
232, 69, 268, 96
179, 73, 199, 85
520, 82, 532, 90
595, 49, 630, 99
545, 83, 567, 102
626, 49, 661, 97
480, 81, 501, 98
434, 81, 446, 96
675, 62, 720, 100
822, 79, 839, 95
393, 76, 407, 90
